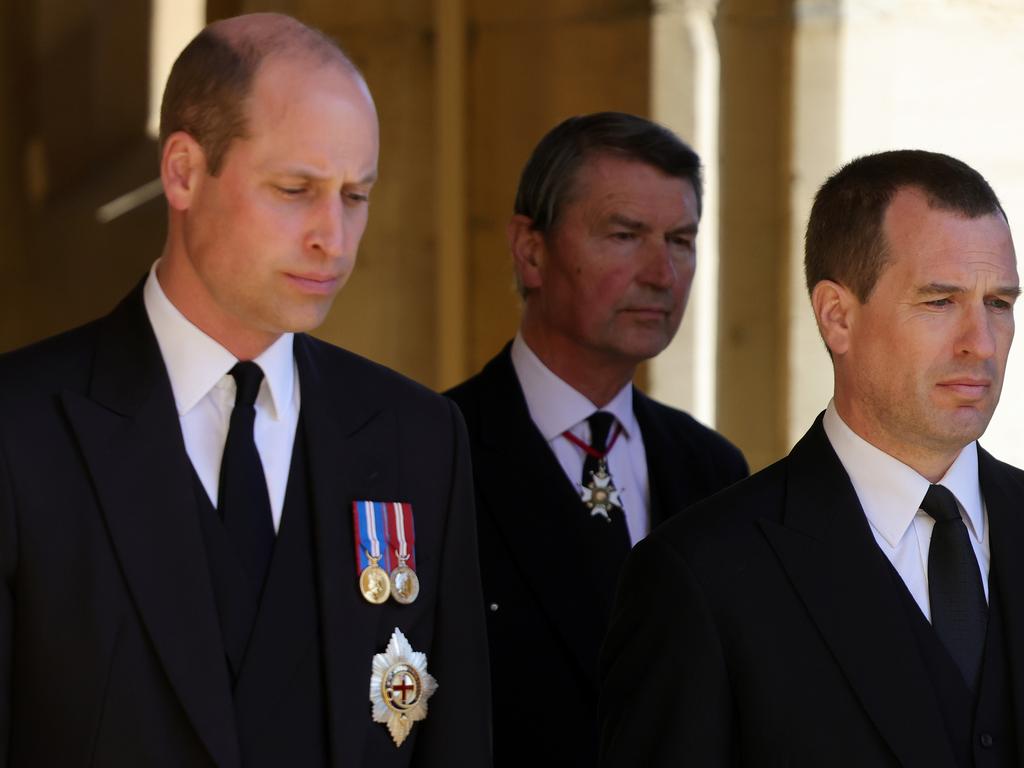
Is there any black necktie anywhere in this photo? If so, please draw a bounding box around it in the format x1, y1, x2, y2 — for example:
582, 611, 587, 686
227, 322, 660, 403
219, 361, 275, 598
920, 483, 987, 692
582, 412, 615, 502
580, 412, 631, 617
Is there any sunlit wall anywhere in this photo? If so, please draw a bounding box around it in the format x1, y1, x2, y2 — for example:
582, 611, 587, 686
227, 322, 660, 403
786, 0, 1024, 466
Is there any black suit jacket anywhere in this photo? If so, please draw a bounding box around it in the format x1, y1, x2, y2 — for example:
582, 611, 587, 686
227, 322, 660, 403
600, 415, 1024, 767
445, 343, 747, 768
0, 286, 491, 768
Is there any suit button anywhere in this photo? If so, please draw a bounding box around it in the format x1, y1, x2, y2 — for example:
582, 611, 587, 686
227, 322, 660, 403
979, 733, 994, 749
489, 603, 499, 612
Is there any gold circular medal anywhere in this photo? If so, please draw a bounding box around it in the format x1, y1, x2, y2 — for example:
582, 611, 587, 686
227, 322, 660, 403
390, 565, 420, 605
360, 564, 391, 604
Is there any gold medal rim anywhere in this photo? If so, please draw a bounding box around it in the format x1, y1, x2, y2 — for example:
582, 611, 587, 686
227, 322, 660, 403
382, 662, 422, 713
389, 564, 420, 605
360, 564, 391, 604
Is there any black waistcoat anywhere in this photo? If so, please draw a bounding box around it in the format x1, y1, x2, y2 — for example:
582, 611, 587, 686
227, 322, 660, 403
893, 570, 1016, 767
192, 420, 329, 768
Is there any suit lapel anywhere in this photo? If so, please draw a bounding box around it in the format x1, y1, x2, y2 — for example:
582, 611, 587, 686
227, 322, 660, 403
633, 392, 687, 528
761, 418, 956, 768
474, 350, 609, 684
295, 337, 391, 768
62, 288, 240, 768
979, 448, 1024, 764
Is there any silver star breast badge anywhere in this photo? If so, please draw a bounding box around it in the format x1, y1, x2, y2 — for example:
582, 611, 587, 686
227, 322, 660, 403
370, 627, 438, 746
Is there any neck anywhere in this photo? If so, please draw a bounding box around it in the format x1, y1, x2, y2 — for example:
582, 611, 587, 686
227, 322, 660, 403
832, 396, 960, 484
520, 325, 635, 408
156, 242, 279, 361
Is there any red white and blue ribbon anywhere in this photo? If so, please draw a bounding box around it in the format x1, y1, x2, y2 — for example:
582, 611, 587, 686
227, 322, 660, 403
353, 501, 392, 573
353, 501, 417, 574
387, 502, 417, 570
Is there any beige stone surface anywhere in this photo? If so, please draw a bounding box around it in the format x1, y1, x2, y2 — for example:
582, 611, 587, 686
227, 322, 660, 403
839, 0, 1024, 467
646, 0, 721, 428
466, 10, 651, 373
785, 1, 840, 450
302, 11, 440, 386
716, 0, 794, 469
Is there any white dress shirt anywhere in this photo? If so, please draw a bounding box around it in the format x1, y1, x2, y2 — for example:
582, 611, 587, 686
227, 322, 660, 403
822, 400, 989, 621
143, 262, 300, 533
510, 333, 650, 545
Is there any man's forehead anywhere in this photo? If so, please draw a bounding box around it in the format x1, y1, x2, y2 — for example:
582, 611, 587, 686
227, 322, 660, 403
573, 152, 691, 188
568, 155, 695, 209
244, 54, 375, 130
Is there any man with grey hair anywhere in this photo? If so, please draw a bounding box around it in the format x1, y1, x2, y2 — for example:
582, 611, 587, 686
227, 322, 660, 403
446, 111, 747, 768
0, 13, 490, 767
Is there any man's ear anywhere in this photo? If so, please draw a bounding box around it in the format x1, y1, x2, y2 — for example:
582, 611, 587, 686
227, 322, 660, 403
811, 279, 858, 356
507, 214, 546, 292
160, 131, 207, 211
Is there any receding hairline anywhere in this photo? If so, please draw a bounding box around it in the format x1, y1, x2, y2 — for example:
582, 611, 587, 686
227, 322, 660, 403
207, 12, 361, 78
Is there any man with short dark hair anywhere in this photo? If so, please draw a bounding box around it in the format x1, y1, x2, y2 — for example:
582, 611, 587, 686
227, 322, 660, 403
0, 13, 490, 768
600, 149, 1023, 767
446, 112, 747, 768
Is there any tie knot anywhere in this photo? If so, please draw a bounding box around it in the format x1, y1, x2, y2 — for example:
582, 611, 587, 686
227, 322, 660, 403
920, 484, 961, 523
230, 361, 264, 407
587, 411, 616, 451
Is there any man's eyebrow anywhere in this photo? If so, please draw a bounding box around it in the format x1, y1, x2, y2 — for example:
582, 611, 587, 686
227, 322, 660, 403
916, 282, 965, 296
667, 223, 699, 237
915, 282, 1023, 297
607, 213, 649, 231
605, 214, 699, 236
271, 166, 379, 185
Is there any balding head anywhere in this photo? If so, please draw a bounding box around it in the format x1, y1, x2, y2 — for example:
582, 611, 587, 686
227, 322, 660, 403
159, 13, 362, 175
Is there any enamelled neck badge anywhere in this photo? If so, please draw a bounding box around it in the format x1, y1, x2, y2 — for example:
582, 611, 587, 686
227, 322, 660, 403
562, 423, 624, 521
581, 461, 622, 521
353, 501, 420, 605
370, 627, 438, 747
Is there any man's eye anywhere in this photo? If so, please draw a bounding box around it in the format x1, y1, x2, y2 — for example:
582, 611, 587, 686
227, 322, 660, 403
278, 186, 306, 196
987, 298, 1012, 311
611, 231, 636, 241
926, 298, 952, 307
345, 192, 370, 204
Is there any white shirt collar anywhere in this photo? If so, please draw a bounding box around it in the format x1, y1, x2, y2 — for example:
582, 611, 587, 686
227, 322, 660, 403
509, 332, 638, 441
142, 261, 296, 420
822, 400, 984, 546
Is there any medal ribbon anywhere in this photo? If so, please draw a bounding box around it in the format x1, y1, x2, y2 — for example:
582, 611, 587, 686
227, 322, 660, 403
387, 502, 417, 571
562, 422, 623, 460
353, 501, 392, 573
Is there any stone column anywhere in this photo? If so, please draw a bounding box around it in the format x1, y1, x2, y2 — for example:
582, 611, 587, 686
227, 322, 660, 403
647, 0, 721, 425
716, 0, 794, 469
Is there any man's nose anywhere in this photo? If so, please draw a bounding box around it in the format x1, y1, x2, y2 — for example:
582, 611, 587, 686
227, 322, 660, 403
638, 241, 679, 289
958, 303, 997, 359
307, 195, 344, 258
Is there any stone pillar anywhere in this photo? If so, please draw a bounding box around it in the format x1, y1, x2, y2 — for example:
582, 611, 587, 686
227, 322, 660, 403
716, 0, 794, 469
784, 0, 841, 446
435, 0, 470, 390
294, 2, 441, 386
1, 2, 159, 353
647, 0, 721, 425
0, 4, 29, 351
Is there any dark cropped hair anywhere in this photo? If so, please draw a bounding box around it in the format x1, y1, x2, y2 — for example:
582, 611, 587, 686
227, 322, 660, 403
805, 149, 1005, 302
159, 16, 355, 175
513, 111, 703, 233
